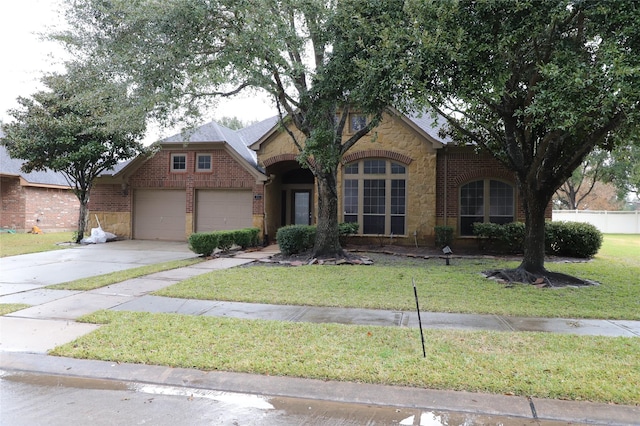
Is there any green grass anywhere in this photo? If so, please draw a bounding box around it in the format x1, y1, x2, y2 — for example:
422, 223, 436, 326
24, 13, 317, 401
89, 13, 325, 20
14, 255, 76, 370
52, 310, 640, 405
156, 234, 640, 320
46, 258, 204, 291
0, 304, 30, 315
0, 232, 75, 257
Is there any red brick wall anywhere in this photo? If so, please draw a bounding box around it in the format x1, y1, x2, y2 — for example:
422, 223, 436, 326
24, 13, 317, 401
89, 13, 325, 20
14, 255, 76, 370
436, 147, 523, 221
90, 148, 263, 216
88, 184, 131, 211
436, 146, 551, 225
1, 177, 26, 229
1, 177, 79, 231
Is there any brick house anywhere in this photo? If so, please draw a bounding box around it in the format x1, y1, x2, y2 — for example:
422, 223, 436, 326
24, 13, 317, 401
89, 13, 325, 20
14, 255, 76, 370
89, 110, 536, 245
0, 144, 80, 232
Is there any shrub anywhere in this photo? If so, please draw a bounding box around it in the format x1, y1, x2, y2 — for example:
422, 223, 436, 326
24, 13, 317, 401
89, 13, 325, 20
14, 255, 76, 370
188, 232, 219, 256
545, 221, 602, 258
473, 221, 602, 258
216, 230, 236, 252
434, 226, 454, 248
188, 227, 261, 255
234, 228, 260, 249
276, 225, 316, 255
472, 222, 507, 252
339, 222, 359, 245
502, 222, 525, 254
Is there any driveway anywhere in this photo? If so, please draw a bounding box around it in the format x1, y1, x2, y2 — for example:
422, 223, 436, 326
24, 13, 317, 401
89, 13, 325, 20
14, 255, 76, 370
0, 240, 198, 296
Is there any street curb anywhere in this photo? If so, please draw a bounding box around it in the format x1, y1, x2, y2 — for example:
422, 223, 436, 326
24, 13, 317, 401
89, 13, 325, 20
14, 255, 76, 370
1, 352, 638, 425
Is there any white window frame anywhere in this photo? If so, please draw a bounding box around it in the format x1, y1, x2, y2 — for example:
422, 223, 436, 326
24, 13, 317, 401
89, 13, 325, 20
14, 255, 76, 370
171, 153, 187, 172
196, 153, 212, 172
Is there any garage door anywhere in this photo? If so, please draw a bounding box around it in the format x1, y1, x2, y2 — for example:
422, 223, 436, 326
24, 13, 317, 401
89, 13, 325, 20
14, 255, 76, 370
133, 189, 186, 241
195, 190, 253, 233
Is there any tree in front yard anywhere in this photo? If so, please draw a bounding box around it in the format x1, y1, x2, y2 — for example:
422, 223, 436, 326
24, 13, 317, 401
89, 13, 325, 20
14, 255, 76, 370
404, 0, 640, 283
55, 0, 410, 258
1, 62, 146, 243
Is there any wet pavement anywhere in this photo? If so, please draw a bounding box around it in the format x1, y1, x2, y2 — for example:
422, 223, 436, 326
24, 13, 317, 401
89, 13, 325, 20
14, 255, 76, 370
3, 352, 635, 425
1, 240, 639, 425
0, 370, 586, 426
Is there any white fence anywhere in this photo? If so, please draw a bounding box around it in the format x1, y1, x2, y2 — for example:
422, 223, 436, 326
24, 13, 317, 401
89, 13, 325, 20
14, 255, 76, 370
552, 210, 640, 234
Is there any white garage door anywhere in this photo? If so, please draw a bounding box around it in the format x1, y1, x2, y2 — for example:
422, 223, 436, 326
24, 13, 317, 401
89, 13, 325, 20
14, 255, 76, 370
133, 189, 186, 241
195, 190, 253, 233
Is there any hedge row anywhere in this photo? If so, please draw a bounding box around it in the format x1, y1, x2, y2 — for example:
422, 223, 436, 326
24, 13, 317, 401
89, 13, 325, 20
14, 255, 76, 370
188, 228, 260, 256
472, 221, 603, 258
276, 222, 360, 255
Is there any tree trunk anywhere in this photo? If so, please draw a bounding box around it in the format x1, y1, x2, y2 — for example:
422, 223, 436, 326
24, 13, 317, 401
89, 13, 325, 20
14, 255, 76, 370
312, 169, 344, 258
519, 187, 550, 275
75, 192, 90, 244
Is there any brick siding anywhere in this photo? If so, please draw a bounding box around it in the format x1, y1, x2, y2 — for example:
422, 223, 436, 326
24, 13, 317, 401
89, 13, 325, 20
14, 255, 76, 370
1, 176, 79, 231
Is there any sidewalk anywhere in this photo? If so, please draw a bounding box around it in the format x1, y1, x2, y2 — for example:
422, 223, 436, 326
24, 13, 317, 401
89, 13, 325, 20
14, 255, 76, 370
1, 243, 639, 424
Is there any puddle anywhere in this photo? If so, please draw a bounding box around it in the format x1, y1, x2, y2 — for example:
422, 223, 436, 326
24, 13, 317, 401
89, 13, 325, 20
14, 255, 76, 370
0, 371, 129, 391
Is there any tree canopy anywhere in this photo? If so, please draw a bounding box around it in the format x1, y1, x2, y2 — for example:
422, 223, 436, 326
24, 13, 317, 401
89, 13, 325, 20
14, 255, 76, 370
56, 0, 410, 256
404, 0, 640, 280
1, 62, 147, 242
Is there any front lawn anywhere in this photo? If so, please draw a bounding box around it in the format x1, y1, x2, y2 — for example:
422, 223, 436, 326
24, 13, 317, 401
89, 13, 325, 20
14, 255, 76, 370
156, 234, 640, 320
51, 234, 640, 405
53, 310, 640, 405
0, 232, 75, 257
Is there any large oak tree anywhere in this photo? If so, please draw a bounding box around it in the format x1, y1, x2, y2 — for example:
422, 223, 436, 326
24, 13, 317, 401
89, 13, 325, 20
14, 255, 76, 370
404, 0, 639, 282
2, 62, 147, 243
57, 0, 410, 257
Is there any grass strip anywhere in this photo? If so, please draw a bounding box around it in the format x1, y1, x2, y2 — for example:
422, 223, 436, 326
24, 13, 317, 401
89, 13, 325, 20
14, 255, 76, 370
155, 255, 640, 320
52, 310, 640, 406
0, 232, 75, 257
0, 304, 30, 315
47, 258, 203, 291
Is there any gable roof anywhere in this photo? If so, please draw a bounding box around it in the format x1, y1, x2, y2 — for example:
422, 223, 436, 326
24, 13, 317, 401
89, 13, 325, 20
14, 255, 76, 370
248, 108, 452, 152
237, 116, 281, 147
162, 121, 257, 164
0, 132, 72, 188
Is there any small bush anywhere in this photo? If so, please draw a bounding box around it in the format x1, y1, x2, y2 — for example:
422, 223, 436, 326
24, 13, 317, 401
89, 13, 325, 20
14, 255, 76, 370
473, 221, 602, 258
234, 228, 260, 249
434, 226, 454, 248
188, 227, 261, 255
188, 233, 219, 256
276, 225, 316, 255
502, 222, 525, 254
545, 221, 603, 258
216, 230, 236, 252
339, 222, 359, 245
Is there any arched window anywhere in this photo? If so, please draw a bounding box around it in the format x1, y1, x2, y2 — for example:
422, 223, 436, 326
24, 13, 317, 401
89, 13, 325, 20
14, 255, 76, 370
460, 179, 515, 236
343, 159, 407, 235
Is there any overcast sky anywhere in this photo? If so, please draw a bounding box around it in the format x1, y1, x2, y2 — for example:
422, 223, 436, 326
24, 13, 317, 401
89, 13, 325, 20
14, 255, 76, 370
0, 0, 276, 138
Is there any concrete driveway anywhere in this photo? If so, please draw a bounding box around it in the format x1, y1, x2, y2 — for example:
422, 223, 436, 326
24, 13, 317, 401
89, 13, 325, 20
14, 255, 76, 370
0, 240, 198, 296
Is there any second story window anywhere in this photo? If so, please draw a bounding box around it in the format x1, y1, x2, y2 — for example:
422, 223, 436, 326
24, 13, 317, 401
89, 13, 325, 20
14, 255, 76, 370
350, 114, 368, 133
171, 153, 187, 172
196, 154, 212, 172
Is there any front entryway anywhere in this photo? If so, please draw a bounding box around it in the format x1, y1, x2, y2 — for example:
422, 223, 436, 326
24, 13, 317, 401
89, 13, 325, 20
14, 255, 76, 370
292, 190, 312, 225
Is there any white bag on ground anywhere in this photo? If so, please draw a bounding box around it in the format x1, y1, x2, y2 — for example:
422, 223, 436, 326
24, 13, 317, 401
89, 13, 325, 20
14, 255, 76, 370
81, 227, 107, 244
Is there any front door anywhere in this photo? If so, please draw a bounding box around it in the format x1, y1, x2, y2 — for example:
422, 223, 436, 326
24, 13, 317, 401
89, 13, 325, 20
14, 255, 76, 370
292, 190, 311, 225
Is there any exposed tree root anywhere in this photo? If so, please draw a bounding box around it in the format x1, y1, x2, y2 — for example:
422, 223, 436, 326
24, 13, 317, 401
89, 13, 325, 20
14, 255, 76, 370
483, 268, 599, 288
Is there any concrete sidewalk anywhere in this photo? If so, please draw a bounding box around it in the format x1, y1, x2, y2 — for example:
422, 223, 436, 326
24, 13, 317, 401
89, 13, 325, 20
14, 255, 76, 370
1, 242, 639, 424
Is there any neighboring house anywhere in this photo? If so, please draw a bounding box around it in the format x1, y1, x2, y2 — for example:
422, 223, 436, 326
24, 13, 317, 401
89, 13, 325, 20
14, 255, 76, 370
89, 110, 542, 245
0, 140, 80, 232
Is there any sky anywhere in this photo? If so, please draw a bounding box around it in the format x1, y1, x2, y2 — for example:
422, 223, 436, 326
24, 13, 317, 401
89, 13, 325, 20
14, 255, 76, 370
0, 0, 277, 139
